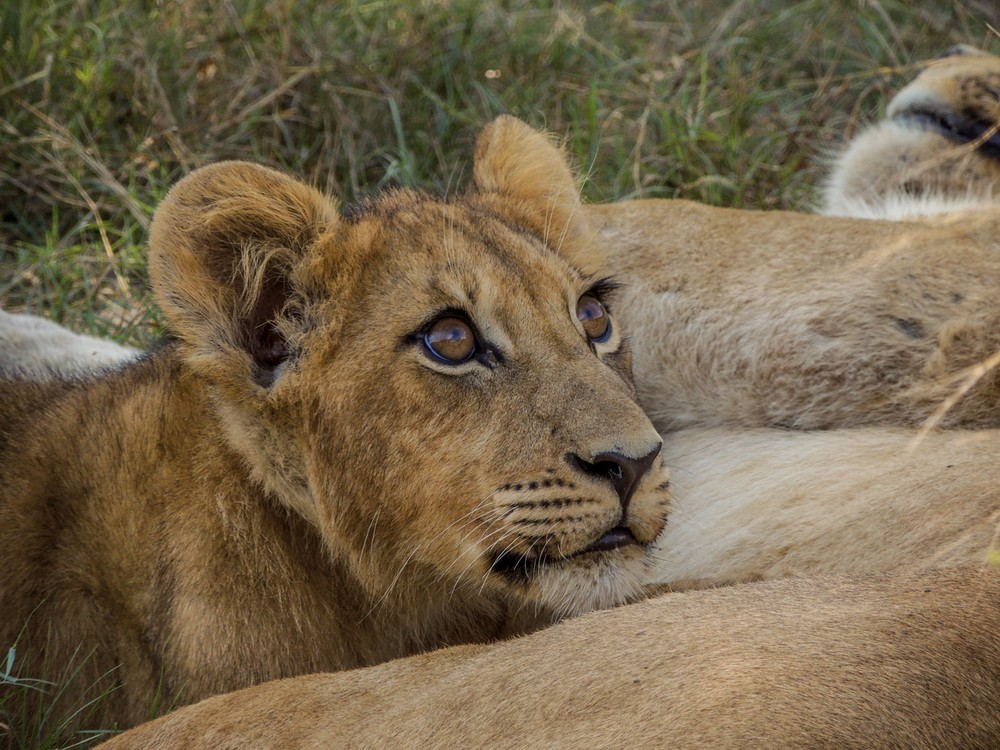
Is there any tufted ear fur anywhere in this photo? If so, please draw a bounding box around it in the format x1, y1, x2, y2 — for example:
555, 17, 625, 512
148, 161, 339, 389
473, 116, 594, 263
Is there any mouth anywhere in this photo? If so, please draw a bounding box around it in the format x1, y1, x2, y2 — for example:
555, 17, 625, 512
579, 526, 638, 554
893, 104, 1000, 160
490, 526, 640, 580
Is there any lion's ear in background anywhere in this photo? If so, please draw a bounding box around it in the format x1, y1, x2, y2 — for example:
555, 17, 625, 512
148, 161, 339, 389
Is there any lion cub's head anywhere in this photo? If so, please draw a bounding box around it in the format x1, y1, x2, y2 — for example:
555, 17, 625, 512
148, 116, 670, 619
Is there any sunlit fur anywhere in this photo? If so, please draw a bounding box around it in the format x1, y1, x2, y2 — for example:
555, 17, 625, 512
104, 568, 1000, 750
0, 117, 671, 730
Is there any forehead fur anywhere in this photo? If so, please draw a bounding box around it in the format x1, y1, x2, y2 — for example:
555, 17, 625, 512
329, 187, 590, 311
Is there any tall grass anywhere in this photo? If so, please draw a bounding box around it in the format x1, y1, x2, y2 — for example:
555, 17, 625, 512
0, 1, 997, 746
2, 0, 995, 346
2, 638, 121, 749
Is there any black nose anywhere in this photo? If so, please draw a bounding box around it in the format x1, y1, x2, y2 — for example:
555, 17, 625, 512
567, 443, 661, 511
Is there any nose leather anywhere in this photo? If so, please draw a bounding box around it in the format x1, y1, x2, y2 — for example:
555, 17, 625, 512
569, 444, 661, 510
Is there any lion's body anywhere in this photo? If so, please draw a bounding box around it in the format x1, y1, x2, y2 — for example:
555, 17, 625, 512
598, 200, 1000, 430
653, 427, 1000, 588
104, 567, 1000, 750
1, 351, 521, 723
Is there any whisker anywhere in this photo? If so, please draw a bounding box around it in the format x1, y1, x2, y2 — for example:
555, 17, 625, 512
357, 508, 381, 567
450, 526, 522, 599
474, 533, 524, 591
358, 538, 427, 624
439, 510, 507, 579
362, 489, 511, 621
479, 536, 537, 596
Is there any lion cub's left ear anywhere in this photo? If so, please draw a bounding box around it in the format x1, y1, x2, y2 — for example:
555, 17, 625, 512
473, 116, 594, 262
148, 161, 338, 390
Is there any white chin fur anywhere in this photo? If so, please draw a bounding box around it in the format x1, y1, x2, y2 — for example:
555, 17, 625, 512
530, 547, 649, 618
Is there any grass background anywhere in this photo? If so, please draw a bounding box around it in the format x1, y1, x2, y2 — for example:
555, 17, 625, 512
2, 0, 997, 350
0, 0, 997, 747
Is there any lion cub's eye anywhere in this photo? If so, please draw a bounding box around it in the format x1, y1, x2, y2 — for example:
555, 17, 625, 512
576, 294, 611, 343
423, 317, 477, 364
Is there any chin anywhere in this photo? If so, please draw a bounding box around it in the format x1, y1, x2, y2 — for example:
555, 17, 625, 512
526, 546, 651, 619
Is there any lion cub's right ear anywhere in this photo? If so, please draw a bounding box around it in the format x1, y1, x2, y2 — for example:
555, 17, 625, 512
148, 161, 339, 389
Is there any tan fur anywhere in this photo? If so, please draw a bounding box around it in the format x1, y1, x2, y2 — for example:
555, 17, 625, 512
653, 427, 1000, 588
0, 118, 671, 729
600, 200, 1000, 429
586, 49, 1000, 431
637, 48, 1000, 586
103, 568, 1000, 749
99, 46, 1000, 748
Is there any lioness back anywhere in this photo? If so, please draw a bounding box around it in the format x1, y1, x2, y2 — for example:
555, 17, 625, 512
0, 118, 672, 730
597, 199, 1000, 430
103, 567, 1000, 749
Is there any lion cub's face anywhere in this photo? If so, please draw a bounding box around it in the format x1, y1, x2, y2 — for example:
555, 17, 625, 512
148, 117, 670, 618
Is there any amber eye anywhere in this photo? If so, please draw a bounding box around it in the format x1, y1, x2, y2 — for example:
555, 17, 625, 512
576, 294, 611, 343
423, 317, 477, 364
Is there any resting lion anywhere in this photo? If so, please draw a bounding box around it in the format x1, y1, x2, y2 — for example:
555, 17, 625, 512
2, 46, 1000, 743
646, 46, 1000, 589
610, 49, 1000, 432
102, 568, 1000, 750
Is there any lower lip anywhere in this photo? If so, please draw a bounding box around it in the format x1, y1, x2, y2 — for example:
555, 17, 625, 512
578, 526, 638, 555
491, 527, 640, 577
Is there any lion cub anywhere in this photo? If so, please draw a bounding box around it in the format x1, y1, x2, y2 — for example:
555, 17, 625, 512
0, 117, 671, 728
